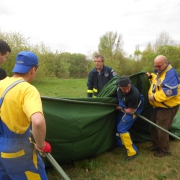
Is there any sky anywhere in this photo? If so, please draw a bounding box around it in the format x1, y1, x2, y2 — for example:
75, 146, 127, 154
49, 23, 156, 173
0, 0, 180, 56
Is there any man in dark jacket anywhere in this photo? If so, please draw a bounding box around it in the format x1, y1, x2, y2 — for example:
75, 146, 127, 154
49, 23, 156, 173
87, 54, 117, 97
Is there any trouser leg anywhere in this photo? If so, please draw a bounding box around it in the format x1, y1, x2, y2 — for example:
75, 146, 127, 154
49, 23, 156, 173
0, 162, 11, 180
156, 106, 179, 153
150, 110, 159, 148
0, 139, 48, 180
117, 112, 138, 156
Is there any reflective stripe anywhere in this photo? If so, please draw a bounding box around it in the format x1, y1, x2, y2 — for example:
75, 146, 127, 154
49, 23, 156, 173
1, 149, 25, 158
163, 83, 178, 89
133, 114, 136, 119
87, 90, 93, 93
122, 113, 126, 122
93, 88, 98, 93
29, 137, 38, 169
25, 171, 41, 180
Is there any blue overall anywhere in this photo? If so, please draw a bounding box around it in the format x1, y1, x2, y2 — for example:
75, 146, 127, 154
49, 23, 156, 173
116, 93, 144, 156
0, 80, 48, 180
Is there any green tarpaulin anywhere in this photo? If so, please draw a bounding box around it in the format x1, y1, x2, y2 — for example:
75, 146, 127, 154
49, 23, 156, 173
41, 72, 180, 165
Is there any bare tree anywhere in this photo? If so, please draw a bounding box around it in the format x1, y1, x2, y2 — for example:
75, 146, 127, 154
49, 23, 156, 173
154, 32, 176, 52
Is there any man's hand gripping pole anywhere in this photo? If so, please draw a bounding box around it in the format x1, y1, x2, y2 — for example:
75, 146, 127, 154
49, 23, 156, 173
30, 130, 71, 180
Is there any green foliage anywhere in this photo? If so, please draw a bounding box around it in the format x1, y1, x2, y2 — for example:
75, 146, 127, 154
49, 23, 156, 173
52, 53, 70, 78
140, 50, 157, 72
0, 30, 92, 79
154, 31, 176, 52
97, 31, 132, 75
65, 53, 92, 78
1, 29, 180, 79
156, 45, 180, 73
98, 31, 124, 57
134, 45, 142, 61
0, 30, 31, 76
122, 60, 144, 76
155, 173, 167, 180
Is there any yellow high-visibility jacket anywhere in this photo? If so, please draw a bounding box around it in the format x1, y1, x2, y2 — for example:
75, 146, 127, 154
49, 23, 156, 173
148, 64, 180, 108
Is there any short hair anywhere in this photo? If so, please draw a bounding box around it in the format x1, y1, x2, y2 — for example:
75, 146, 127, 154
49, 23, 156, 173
117, 76, 131, 87
94, 54, 104, 61
0, 39, 11, 55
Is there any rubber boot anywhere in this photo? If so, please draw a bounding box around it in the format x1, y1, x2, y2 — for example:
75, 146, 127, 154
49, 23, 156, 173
120, 132, 137, 157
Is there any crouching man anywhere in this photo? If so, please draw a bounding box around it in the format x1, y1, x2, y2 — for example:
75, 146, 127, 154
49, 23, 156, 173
116, 76, 144, 161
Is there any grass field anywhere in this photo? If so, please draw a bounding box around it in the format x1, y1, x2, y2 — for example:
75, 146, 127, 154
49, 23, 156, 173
32, 78, 87, 98
32, 77, 180, 180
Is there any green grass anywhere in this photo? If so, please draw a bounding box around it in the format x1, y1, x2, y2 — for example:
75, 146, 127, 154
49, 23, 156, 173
32, 77, 87, 98
32, 77, 180, 180
46, 140, 180, 180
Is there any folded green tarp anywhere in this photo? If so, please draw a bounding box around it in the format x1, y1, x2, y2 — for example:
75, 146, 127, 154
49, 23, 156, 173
41, 72, 179, 165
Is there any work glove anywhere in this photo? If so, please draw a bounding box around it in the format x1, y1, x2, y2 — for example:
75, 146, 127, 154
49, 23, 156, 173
36, 141, 51, 153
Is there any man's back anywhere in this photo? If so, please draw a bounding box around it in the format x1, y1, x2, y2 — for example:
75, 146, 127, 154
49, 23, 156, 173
0, 51, 50, 180
0, 77, 42, 135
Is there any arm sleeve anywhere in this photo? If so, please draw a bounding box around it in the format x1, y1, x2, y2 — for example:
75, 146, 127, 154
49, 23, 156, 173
23, 86, 43, 118
87, 71, 93, 97
154, 71, 179, 102
109, 68, 117, 79
127, 97, 140, 109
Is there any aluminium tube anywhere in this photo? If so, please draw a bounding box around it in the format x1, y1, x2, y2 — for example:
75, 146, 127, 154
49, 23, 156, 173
138, 114, 180, 141
45, 153, 71, 180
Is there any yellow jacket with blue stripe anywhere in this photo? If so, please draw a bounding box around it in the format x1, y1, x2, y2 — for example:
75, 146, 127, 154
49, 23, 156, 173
148, 64, 180, 108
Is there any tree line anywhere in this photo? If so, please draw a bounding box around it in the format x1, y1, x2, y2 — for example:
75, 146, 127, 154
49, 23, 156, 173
1, 30, 180, 79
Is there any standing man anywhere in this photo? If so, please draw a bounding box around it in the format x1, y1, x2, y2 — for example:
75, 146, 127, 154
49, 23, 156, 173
87, 54, 117, 97
0, 51, 51, 179
116, 76, 144, 161
0, 39, 11, 65
146, 55, 180, 157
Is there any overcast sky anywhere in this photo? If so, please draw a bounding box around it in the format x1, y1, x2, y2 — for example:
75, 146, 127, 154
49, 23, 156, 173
1, 0, 180, 56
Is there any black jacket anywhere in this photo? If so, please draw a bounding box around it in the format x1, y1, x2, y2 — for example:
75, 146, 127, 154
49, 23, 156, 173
87, 65, 117, 97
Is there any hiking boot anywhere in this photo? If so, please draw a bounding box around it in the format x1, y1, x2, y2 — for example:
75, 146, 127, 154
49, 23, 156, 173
149, 146, 160, 152
154, 151, 171, 157
125, 153, 138, 161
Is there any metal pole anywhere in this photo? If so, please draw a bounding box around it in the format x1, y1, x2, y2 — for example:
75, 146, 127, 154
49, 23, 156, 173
30, 131, 71, 180
138, 114, 180, 141
41, 96, 118, 106
44, 153, 71, 180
